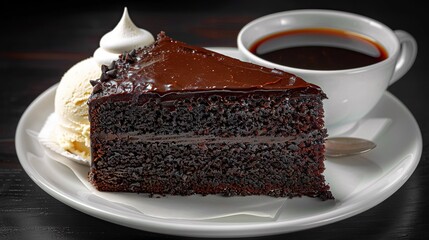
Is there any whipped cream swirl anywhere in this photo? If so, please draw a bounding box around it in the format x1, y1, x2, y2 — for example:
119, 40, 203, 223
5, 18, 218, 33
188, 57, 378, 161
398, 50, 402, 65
93, 7, 154, 66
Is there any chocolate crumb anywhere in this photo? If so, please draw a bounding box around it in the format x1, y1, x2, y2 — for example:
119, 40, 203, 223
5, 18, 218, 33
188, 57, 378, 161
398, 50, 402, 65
101, 65, 109, 73
121, 52, 127, 61
108, 61, 116, 70
100, 73, 109, 82
125, 53, 135, 63
106, 69, 117, 78
93, 83, 102, 93
90, 80, 99, 87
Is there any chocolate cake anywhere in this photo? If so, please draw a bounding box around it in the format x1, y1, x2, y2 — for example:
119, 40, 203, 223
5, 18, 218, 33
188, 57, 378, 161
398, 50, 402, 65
88, 32, 333, 200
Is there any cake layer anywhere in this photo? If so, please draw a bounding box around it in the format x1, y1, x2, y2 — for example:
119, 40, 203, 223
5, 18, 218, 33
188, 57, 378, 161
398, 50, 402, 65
90, 91, 325, 137
90, 140, 330, 199
89, 92, 332, 199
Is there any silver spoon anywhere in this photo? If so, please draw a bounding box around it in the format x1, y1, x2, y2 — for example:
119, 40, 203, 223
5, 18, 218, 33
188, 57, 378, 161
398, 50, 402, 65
325, 137, 376, 157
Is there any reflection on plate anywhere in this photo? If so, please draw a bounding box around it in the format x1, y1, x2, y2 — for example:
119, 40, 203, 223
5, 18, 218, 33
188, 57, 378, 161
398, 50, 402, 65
15, 47, 422, 238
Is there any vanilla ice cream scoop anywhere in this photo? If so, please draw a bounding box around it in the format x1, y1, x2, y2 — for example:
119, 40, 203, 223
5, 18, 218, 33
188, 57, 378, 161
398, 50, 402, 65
55, 58, 100, 159
54, 7, 154, 160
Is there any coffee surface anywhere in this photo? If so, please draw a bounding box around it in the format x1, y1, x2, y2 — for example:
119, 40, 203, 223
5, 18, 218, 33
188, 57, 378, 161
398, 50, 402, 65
250, 28, 388, 70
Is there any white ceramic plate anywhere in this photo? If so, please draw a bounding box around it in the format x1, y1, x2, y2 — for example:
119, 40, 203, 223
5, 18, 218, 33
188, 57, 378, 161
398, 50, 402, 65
15, 47, 422, 238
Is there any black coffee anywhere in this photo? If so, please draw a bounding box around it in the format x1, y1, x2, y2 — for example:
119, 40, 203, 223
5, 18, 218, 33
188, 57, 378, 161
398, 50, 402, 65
249, 28, 388, 70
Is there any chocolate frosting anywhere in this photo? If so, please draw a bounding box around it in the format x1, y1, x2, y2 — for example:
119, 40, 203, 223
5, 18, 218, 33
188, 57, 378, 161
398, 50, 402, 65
89, 32, 323, 101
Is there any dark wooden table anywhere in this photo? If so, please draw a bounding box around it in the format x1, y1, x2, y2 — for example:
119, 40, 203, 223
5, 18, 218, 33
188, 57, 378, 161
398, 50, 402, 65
1, 1, 428, 239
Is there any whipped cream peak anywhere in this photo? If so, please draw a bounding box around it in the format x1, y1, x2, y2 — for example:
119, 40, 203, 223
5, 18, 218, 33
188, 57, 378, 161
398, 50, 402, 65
94, 7, 155, 66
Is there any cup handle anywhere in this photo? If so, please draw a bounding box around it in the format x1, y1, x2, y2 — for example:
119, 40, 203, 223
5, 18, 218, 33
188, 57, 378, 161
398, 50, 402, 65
389, 30, 418, 85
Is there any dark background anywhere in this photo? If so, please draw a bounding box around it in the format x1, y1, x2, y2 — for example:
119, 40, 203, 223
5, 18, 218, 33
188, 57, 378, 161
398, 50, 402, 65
1, 0, 428, 239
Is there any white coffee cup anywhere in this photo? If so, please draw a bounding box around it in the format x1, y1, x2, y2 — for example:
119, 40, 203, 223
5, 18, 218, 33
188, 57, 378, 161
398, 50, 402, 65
237, 9, 417, 135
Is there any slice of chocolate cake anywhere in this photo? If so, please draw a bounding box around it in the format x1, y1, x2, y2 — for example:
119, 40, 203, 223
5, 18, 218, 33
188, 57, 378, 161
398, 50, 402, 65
88, 32, 333, 200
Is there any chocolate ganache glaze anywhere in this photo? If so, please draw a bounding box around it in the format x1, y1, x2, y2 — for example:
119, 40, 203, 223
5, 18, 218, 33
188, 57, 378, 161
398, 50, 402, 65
89, 32, 323, 102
